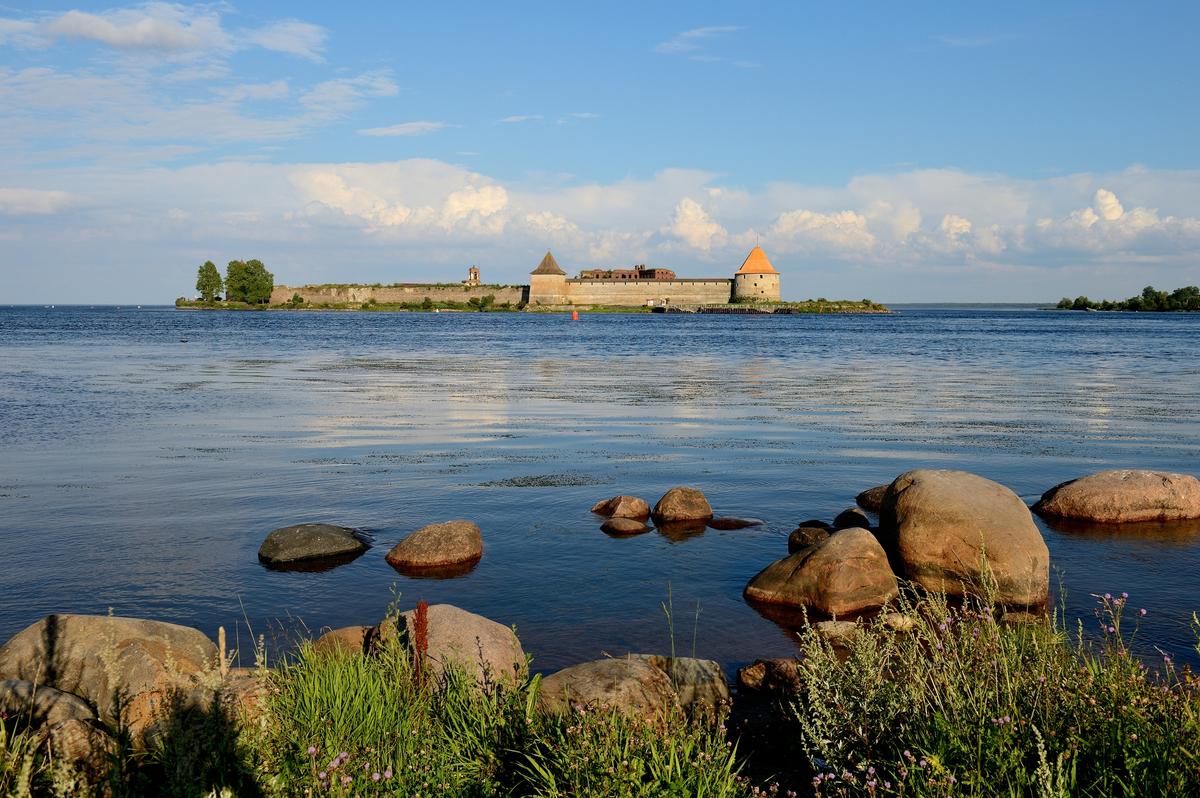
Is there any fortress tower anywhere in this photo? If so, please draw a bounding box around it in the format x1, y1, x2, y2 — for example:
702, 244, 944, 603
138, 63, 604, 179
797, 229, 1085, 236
528, 250, 569, 305
732, 246, 781, 302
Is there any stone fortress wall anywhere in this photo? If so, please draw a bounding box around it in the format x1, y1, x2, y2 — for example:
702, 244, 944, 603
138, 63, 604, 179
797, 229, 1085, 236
271, 284, 528, 306
553, 278, 733, 306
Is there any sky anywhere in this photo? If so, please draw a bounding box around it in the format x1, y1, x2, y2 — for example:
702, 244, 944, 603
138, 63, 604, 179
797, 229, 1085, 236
2, 1, 1199, 303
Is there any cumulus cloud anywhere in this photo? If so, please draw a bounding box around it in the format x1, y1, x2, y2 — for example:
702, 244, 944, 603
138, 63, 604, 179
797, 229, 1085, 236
769, 208, 876, 254
358, 121, 455, 137
667, 197, 727, 251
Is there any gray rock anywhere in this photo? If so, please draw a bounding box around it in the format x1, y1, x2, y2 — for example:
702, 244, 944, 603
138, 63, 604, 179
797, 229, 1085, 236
376, 604, 525, 687
258, 523, 368, 565
0, 679, 97, 727
538, 658, 679, 722
629, 655, 729, 712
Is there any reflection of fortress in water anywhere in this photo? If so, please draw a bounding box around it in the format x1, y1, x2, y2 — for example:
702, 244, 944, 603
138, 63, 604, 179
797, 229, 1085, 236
528, 246, 781, 307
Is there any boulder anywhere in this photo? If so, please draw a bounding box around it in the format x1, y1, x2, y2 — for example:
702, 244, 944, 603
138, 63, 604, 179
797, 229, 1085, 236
652, 487, 713, 523
736, 658, 802, 694
707, 517, 764, 530
0, 614, 218, 739
1033, 470, 1200, 523
813, 620, 861, 647
601, 517, 650, 536
376, 604, 525, 687
0, 679, 97, 727
538, 658, 679, 722
258, 523, 368, 565
591, 496, 651, 520
44, 718, 117, 782
313, 625, 373, 656
220, 667, 267, 724
744, 528, 899, 616
833, 507, 871, 530
881, 469, 1049, 608
856, 485, 889, 514
882, 612, 918, 633
788, 525, 831, 554
385, 520, 483, 572
630, 655, 730, 712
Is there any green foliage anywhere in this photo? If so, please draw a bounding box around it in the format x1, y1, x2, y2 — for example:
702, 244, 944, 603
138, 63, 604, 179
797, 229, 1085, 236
225, 259, 274, 304
466, 294, 496, 311
287, 293, 305, 308
422, 296, 434, 310
0, 719, 40, 796
1057, 285, 1200, 312
791, 591, 1200, 797
195, 260, 223, 302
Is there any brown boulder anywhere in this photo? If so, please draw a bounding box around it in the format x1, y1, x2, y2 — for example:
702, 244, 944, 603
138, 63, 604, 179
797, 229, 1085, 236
707, 517, 764, 530
1033, 469, 1200, 523
833, 507, 871, 530
652, 487, 713, 523
788, 525, 831, 553
1, 679, 97, 727
591, 495, 651, 520
44, 718, 117, 783
856, 485, 889, 514
601, 517, 650, 536
0, 614, 218, 738
385, 520, 482, 572
376, 604, 525, 687
629, 655, 729, 712
881, 469, 1049, 607
538, 658, 679, 722
744, 528, 898, 616
313, 625, 373, 656
736, 658, 802, 694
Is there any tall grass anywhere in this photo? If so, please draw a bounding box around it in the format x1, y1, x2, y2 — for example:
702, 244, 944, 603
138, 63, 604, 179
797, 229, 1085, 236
790, 588, 1200, 797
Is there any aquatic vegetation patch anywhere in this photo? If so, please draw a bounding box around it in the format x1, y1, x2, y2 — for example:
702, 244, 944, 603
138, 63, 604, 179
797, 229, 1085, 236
477, 472, 611, 488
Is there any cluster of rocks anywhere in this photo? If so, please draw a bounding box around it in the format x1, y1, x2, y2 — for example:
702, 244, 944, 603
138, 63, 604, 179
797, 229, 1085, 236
590, 487, 762, 537
258, 519, 484, 577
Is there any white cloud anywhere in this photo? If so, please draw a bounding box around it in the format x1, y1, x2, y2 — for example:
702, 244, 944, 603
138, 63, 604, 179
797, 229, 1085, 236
667, 197, 727, 251
1094, 188, 1125, 221
940, 213, 973, 239
769, 209, 876, 254
0, 187, 79, 215
655, 25, 740, 54
358, 121, 455, 137
242, 19, 326, 62
40, 5, 227, 51
498, 115, 541, 124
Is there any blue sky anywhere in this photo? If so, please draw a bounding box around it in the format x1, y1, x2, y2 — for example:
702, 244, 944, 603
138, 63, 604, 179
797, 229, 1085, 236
2, 1, 1199, 302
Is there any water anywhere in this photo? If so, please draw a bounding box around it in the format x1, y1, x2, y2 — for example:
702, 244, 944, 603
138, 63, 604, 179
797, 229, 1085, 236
1, 305, 1198, 672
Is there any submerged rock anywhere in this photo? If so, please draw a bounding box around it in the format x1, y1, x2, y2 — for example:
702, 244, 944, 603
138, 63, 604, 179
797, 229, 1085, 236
538, 658, 679, 722
833, 507, 871, 530
787, 524, 831, 554
856, 485, 889, 514
257, 523, 368, 566
385, 520, 482, 572
591, 495, 651, 520
744, 528, 898, 616
707, 517, 764, 530
881, 469, 1049, 608
601, 517, 650, 536
1033, 469, 1200, 523
652, 487, 713, 523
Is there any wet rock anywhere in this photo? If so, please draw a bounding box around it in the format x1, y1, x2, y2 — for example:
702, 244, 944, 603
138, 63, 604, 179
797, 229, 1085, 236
856, 485, 889, 514
736, 658, 802, 694
630, 655, 730, 712
376, 604, 525, 687
833, 507, 871, 530
787, 525, 831, 554
538, 658, 679, 722
258, 523, 368, 565
881, 469, 1050, 608
0, 614, 218, 743
1033, 469, 1200, 523
591, 495, 651, 520
601, 517, 650, 536
0, 679, 97, 727
385, 520, 482, 572
313, 625, 373, 656
652, 487, 713, 523
744, 528, 899, 616
707, 517, 764, 530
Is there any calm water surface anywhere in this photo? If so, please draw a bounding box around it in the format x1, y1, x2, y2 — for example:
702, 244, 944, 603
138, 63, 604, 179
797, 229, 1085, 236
1, 306, 1198, 671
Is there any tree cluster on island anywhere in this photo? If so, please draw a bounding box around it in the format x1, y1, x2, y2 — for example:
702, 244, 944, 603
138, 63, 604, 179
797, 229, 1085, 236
194, 259, 274, 304
1057, 284, 1200, 312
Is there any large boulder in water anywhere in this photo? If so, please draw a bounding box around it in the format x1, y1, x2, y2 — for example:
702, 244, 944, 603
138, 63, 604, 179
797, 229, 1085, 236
538, 658, 679, 722
385, 520, 482, 572
652, 487, 713, 523
375, 604, 524, 687
788, 524, 831, 553
258, 523, 368, 565
744, 528, 898, 616
0, 615, 218, 738
881, 469, 1049, 607
856, 485, 889, 514
833, 507, 871, 530
591, 495, 651, 520
1033, 470, 1200, 523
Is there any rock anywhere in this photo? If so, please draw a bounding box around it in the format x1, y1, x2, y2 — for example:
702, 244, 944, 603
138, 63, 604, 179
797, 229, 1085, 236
795, 518, 831, 529
0, 614, 218, 741
1033, 469, 1200, 523
881, 469, 1050, 608
630, 655, 729, 712
652, 487, 713, 523
736, 658, 802, 694
882, 612, 918, 633
591, 495, 651, 520
788, 525, 831, 554
44, 718, 116, 781
744, 528, 899, 616
385, 520, 483, 572
707, 517, 764, 530
856, 485, 889, 514
257, 523, 368, 565
833, 507, 871, 530
601, 517, 650, 536
220, 668, 267, 724
538, 658, 679, 722
813, 620, 860, 646
0, 679, 97, 727
313, 625, 373, 656
376, 604, 525, 687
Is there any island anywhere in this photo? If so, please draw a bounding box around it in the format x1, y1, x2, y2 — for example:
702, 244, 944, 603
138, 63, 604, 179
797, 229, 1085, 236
1055, 285, 1200, 312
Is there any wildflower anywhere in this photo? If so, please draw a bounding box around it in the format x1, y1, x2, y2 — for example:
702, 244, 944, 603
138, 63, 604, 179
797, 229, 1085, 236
317, 771, 327, 780
384, 768, 392, 779
1131, 733, 1138, 741
372, 772, 381, 782
1139, 608, 1147, 616
1121, 592, 1129, 599
307, 746, 317, 756
341, 774, 352, 786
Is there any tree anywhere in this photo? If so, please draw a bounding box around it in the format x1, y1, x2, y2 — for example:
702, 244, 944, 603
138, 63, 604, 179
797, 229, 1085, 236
225, 259, 274, 304
467, 294, 495, 311
225, 260, 248, 302
195, 260, 222, 302
1071, 296, 1092, 310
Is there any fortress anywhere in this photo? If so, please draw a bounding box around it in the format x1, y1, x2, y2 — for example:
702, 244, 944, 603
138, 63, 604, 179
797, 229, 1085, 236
270, 246, 781, 309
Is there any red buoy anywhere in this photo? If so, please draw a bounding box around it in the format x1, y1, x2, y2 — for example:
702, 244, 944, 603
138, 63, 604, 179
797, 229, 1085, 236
571, 310, 579, 321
